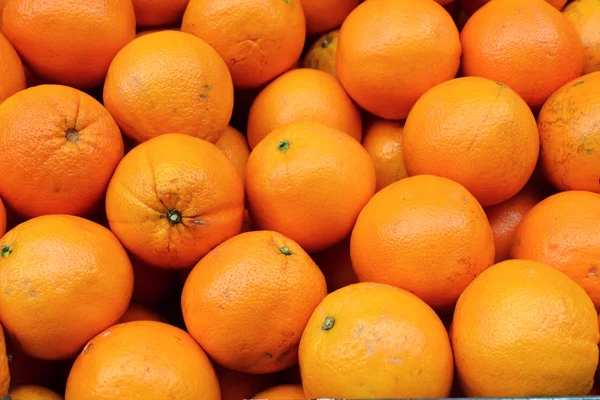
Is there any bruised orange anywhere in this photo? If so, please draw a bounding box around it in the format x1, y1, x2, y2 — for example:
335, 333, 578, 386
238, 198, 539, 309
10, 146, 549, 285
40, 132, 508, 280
302, 30, 339, 79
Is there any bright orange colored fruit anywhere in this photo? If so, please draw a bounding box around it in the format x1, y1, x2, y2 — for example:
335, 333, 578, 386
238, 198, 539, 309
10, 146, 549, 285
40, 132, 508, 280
106, 133, 244, 269
337, 0, 461, 120
310, 237, 358, 293
2, 0, 135, 89
104, 31, 233, 144
564, 0, 600, 74
301, 0, 358, 35
351, 175, 495, 311
131, 0, 189, 27
302, 30, 339, 79
299, 282, 454, 398
182, 231, 327, 374
0, 32, 25, 102
214, 364, 280, 400
452, 259, 599, 396
362, 119, 407, 192
130, 256, 178, 307
462, 0, 568, 15
0, 84, 123, 219
253, 384, 305, 399
182, 0, 305, 89
118, 303, 164, 323
403, 77, 539, 207
8, 385, 62, 400
215, 126, 250, 184
246, 121, 376, 252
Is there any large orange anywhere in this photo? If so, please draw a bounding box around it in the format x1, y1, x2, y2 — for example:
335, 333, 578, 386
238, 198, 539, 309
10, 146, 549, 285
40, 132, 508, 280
182, 0, 305, 89
214, 364, 280, 400
337, 0, 461, 120
0, 215, 133, 360
105, 133, 244, 269
246, 121, 376, 252
351, 175, 495, 311
65, 321, 220, 399
310, 237, 358, 293
2, 0, 135, 89
462, 0, 569, 15
103, 31, 233, 145
452, 259, 599, 396
0, 85, 123, 219
403, 77, 539, 207
0, 32, 25, 102
461, 0, 583, 109
564, 0, 600, 74
299, 283, 454, 398
301, 0, 358, 35
132, 0, 189, 27
253, 384, 305, 399
215, 126, 250, 184
8, 385, 62, 400
182, 231, 327, 374
302, 30, 339, 79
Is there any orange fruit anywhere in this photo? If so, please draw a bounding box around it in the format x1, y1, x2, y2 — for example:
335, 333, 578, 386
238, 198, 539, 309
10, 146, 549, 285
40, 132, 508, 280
215, 126, 250, 184
301, 0, 358, 35
182, 0, 305, 89
0, 215, 133, 360
130, 256, 178, 307
8, 385, 62, 400
181, 230, 327, 373
214, 364, 280, 400
2, 0, 135, 89
0, 32, 25, 102
6, 337, 59, 388
0, 84, 124, 219
310, 237, 359, 293
564, 0, 600, 74
253, 384, 305, 399
511, 191, 600, 308
246, 69, 362, 149
350, 175, 495, 311
246, 121, 376, 252
103, 31, 233, 145
65, 321, 220, 399
118, 303, 164, 323
451, 259, 599, 396
462, 0, 569, 15
337, 0, 461, 120
302, 30, 339, 79
299, 282, 454, 398
132, 0, 189, 27
106, 133, 244, 270
461, 0, 583, 109
403, 77, 539, 207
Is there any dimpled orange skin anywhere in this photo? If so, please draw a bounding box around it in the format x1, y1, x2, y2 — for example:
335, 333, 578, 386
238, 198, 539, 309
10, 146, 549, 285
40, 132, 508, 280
182, 0, 305, 89
452, 259, 599, 397
8, 385, 62, 400
65, 321, 220, 400
337, 0, 461, 120
351, 175, 495, 311
301, 0, 358, 35
253, 384, 305, 399
215, 126, 250, 184
103, 31, 233, 145
246, 68, 362, 149
105, 133, 244, 270
299, 283, 454, 398
131, 0, 189, 27
2, 0, 135, 89
182, 231, 327, 374
118, 303, 164, 323
511, 191, 600, 308
403, 77, 539, 207
0, 215, 133, 360
303, 30, 339, 79
564, 0, 600, 74
0, 33, 25, 102
0, 85, 124, 219
461, 0, 583, 109
246, 121, 376, 253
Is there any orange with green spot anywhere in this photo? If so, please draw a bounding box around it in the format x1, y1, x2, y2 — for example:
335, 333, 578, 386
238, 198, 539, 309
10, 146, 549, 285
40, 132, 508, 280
303, 30, 339, 79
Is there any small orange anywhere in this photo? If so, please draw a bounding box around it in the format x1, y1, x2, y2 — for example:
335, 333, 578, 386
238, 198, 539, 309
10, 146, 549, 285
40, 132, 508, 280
301, 0, 358, 35
462, 0, 569, 15
130, 256, 178, 307
214, 364, 280, 400
215, 126, 251, 184
131, 0, 189, 27
0, 32, 25, 102
564, 0, 600, 74
253, 384, 305, 399
299, 282, 454, 398
302, 30, 339, 78
310, 237, 359, 293
118, 303, 164, 323
8, 385, 62, 400
246, 69, 362, 149
452, 259, 599, 396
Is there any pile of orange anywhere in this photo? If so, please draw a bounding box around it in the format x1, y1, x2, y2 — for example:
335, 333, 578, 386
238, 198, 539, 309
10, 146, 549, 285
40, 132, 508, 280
1, 0, 600, 398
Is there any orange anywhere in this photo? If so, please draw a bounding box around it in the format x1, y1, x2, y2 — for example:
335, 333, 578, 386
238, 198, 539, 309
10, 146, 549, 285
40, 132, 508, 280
130, 256, 178, 307
302, 30, 339, 79
0, 85, 124, 219
8, 385, 62, 400
246, 68, 362, 148
0, 32, 25, 102
0, 215, 133, 360
214, 364, 280, 400
215, 126, 251, 184
461, 0, 583, 109
106, 133, 244, 269
451, 259, 599, 396
310, 237, 359, 293
104, 31, 233, 145
2, 0, 135, 89
181, 231, 327, 374
253, 384, 305, 399
299, 282, 454, 398
511, 191, 600, 308
118, 303, 164, 323
246, 121, 376, 252
337, 0, 461, 120
564, 0, 600, 74
350, 175, 495, 311
6, 337, 59, 388
538, 72, 600, 192
132, 0, 189, 27
65, 321, 220, 399
403, 77, 539, 207
361, 118, 407, 192
182, 0, 305, 89
462, 0, 569, 15
301, 0, 358, 35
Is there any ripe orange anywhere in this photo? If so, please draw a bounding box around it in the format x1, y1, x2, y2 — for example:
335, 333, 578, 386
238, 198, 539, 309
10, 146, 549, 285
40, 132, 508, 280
452, 259, 599, 396
132, 0, 189, 27
246, 68, 362, 148
2, 0, 135, 89
351, 175, 495, 311
130, 256, 178, 307
337, 0, 461, 120
214, 364, 280, 400
461, 0, 584, 109
118, 303, 164, 323
0, 32, 25, 102
310, 237, 358, 293
301, 0, 358, 35
8, 385, 62, 400
106, 133, 244, 269
0, 84, 123, 219
462, 0, 569, 15
182, 231, 327, 373
564, 0, 600, 74
215, 126, 250, 184
0, 215, 133, 360
299, 282, 454, 398
253, 384, 305, 399
246, 121, 376, 252
65, 321, 220, 399
302, 30, 339, 79
182, 0, 305, 89
403, 77, 539, 207
104, 31, 233, 145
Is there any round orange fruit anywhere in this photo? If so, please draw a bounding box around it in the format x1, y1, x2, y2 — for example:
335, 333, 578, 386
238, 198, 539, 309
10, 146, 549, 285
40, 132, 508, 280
132, 0, 189, 27
215, 126, 250, 184
0, 32, 25, 102
253, 384, 305, 399
564, 0, 600, 74
118, 303, 164, 323
462, 0, 569, 15
302, 30, 339, 78
8, 385, 62, 400
301, 0, 359, 35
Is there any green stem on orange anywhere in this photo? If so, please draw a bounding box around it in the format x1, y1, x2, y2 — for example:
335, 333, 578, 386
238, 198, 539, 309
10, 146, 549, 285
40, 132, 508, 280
167, 210, 182, 226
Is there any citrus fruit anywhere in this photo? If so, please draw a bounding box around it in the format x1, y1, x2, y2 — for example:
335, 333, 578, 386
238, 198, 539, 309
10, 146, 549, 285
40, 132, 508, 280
0, 32, 25, 102
310, 237, 358, 293
8, 385, 62, 400
564, 0, 600, 74
253, 384, 305, 399
118, 304, 164, 323
214, 364, 280, 400
301, 0, 358, 35
215, 126, 250, 184
462, 0, 569, 15
302, 30, 339, 78
132, 0, 189, 27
